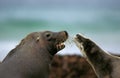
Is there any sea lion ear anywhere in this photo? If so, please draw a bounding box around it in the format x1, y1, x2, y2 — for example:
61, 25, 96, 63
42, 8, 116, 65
36, 36, 40, 42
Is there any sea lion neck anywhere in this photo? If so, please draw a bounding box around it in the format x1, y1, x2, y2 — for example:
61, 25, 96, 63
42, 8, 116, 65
3, 40, 53, 64
23, 41, 54, 64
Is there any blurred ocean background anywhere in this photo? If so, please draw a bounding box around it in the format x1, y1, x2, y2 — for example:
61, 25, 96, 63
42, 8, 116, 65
0, 0, 120, 61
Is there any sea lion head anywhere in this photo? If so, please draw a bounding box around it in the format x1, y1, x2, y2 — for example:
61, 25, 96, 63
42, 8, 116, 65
23, 31, 68, 56
74, 34, 99, 57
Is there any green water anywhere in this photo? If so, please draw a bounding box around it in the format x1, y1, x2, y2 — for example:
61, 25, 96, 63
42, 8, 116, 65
0, 8, 120, 60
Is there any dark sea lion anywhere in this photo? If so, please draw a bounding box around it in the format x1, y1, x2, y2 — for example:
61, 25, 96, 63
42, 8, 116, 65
74, 34, 120, 78
0, 31, 68, 78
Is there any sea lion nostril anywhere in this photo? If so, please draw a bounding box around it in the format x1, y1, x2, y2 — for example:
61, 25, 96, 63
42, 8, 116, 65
64, 31, 68, 37
76, 34, 80, 37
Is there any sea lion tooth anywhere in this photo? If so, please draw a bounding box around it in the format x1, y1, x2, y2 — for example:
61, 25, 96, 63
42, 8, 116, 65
60, 43, 65, 49
56, 42, 65, 51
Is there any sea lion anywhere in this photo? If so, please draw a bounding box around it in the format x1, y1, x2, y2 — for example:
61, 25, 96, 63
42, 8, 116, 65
74, 34, 120, 78
0, 31, 68, 78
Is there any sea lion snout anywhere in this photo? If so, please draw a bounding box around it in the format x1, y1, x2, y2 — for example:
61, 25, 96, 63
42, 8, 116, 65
74, 34, 88, 51
54, 31, 68, 52
63, 31, 68, 39
58, 31, 68, 42
75, 34, 88, 43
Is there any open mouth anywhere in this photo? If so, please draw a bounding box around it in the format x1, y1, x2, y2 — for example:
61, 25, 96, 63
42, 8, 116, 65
55, 31, 68, 51
74, 35, 87, 58
74, 36, 83, 49
56, 42, 65, 51
56, 37, 67, 51
56, 37, 68, 51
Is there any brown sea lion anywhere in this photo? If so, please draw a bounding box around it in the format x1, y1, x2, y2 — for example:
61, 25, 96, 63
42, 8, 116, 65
74, 34, 120, 78
0, 31, 68, 78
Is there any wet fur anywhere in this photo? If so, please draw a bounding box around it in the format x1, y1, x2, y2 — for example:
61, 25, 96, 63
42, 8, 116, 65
74, 34, 120, 78
0, 31, 68, 78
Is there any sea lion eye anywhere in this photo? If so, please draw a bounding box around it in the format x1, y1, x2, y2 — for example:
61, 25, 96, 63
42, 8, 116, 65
46, 33, 51, 37
45, 33, 52, 41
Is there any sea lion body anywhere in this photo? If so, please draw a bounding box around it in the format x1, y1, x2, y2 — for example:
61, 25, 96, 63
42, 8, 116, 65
74, 34, 120, 78
0, 31, 68, 78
